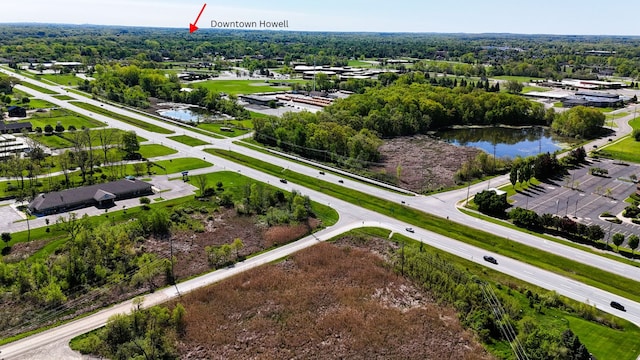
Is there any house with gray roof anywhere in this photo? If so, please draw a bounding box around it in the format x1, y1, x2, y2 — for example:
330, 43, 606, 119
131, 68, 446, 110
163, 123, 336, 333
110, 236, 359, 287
28, 179, 153, 215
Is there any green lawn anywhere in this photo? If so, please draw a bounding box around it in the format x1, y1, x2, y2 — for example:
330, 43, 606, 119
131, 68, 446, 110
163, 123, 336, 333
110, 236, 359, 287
347, 60, 376, 68
522, 86, 550, 93
197, 122, 251, 137
167, 135, 209, 147
18, 81, 58, 95
599, 137, 640, 163
21, 109, 105, 130
52, 95, 75, 100
249, 111, 272, 120
204, 148, 640, 304
138, 157, 212, 175
69, 102, 174, 134
492, 75, 545, 83
29, 129, 146, 149
41, 74, 84, 86
10, 99, 56, 109
138, 144, 178, 158
193, 80, 290, 95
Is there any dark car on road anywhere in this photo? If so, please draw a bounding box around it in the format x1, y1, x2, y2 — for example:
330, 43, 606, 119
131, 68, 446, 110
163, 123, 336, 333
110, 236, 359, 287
405, 227, 414, 233
483, 255, 498, 265
279, 179, 287, 184
610, 301, 626, 311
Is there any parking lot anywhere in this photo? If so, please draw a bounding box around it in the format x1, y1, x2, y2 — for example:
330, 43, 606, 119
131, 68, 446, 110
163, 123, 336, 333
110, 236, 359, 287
511, 158, 640, 244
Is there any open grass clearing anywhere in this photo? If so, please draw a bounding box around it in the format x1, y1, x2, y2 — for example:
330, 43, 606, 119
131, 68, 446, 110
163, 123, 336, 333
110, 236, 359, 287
9, 98, 56, 109
18, 81, 58, 95
192, 80, 290, 95
138, 144, 178, 158
69, 102, 174, 134
197, 122, 251, 137
492, 75, 545, 83
167, 135, 209, 147
21, 109, 105, 129
29, 129, 146, 149
52, 95, 75, 101
40, 74, 83, 86
522, 86, 550, 93
204, 148, 640, 304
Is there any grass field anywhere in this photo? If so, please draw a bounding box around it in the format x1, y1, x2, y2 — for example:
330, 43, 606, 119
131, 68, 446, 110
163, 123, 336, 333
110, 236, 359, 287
69, 102, 174, 134
492, 75, 545, 83
193, 80, 290, 95
9, 98, 56, 109
599, 116, 640, 163
21, 109, 105, 130
52, 95, 75, 100
347, 60, 376, 68
18, 81, 58, 95
522, 86, 550, 93
41, 74, 83, 86
138, 144, 178, 158
167, 135, 209, 147
29, 129, 146, 149
197, 122, 251, 137
204, 148, 640, 304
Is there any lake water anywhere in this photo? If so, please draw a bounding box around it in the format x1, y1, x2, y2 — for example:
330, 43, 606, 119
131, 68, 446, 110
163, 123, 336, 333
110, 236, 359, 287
157, 107, 209, 122
435, 126, 577, 158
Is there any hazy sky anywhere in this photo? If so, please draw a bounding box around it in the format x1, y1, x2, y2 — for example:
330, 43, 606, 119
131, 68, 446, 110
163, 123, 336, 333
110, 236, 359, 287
1, 0, 639, 35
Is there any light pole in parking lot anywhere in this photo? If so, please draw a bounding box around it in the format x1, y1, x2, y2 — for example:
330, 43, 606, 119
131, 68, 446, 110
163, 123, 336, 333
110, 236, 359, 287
556, 199, 560, 216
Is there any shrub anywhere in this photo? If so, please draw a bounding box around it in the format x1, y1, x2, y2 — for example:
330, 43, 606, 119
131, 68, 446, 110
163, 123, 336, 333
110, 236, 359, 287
474, 190, 509, 216
68, 125, 77, 131
139, 197, 151, 205
44, 124, 54, 134
54, 124, 65, 133
34, 126, 42, 133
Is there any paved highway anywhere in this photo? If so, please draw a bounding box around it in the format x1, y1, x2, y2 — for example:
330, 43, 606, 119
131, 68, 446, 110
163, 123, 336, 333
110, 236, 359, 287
1, 69, 640, 358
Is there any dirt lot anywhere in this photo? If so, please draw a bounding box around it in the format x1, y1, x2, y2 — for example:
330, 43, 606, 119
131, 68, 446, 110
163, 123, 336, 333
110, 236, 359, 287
374, 135, 480, 193
171, 237, 494, 360
151, 208, 319, 281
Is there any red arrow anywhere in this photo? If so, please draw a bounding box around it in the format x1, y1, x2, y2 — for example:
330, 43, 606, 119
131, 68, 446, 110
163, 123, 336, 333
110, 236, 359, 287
189, 3, 207, 33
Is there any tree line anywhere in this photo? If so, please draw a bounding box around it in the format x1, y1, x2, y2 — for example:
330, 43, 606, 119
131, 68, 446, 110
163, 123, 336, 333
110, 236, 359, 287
5, 25, 640, 79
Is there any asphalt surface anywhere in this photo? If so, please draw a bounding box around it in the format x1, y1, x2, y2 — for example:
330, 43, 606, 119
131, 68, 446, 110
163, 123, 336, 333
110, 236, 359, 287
511, 159, 640, 243
2, 69, 640, 359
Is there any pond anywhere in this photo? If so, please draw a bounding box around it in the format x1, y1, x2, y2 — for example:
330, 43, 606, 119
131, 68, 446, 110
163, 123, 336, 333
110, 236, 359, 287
435, 126, 578, 158
157, 106, 211, 123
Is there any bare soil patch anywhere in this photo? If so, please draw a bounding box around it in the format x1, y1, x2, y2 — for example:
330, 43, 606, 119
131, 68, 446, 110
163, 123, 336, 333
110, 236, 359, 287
374, 135, 480, 193
172, 237, 494, 360
149, 208, 320, 282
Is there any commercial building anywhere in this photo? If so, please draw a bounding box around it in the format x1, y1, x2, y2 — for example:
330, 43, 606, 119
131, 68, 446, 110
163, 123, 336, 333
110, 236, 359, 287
0, 121, 32, 134
561, 92, 623, 108
28, 179, 154, 215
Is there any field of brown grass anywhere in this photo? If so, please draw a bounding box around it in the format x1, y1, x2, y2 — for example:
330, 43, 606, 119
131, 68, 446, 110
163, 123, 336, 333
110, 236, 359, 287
170, 237, 494, 359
